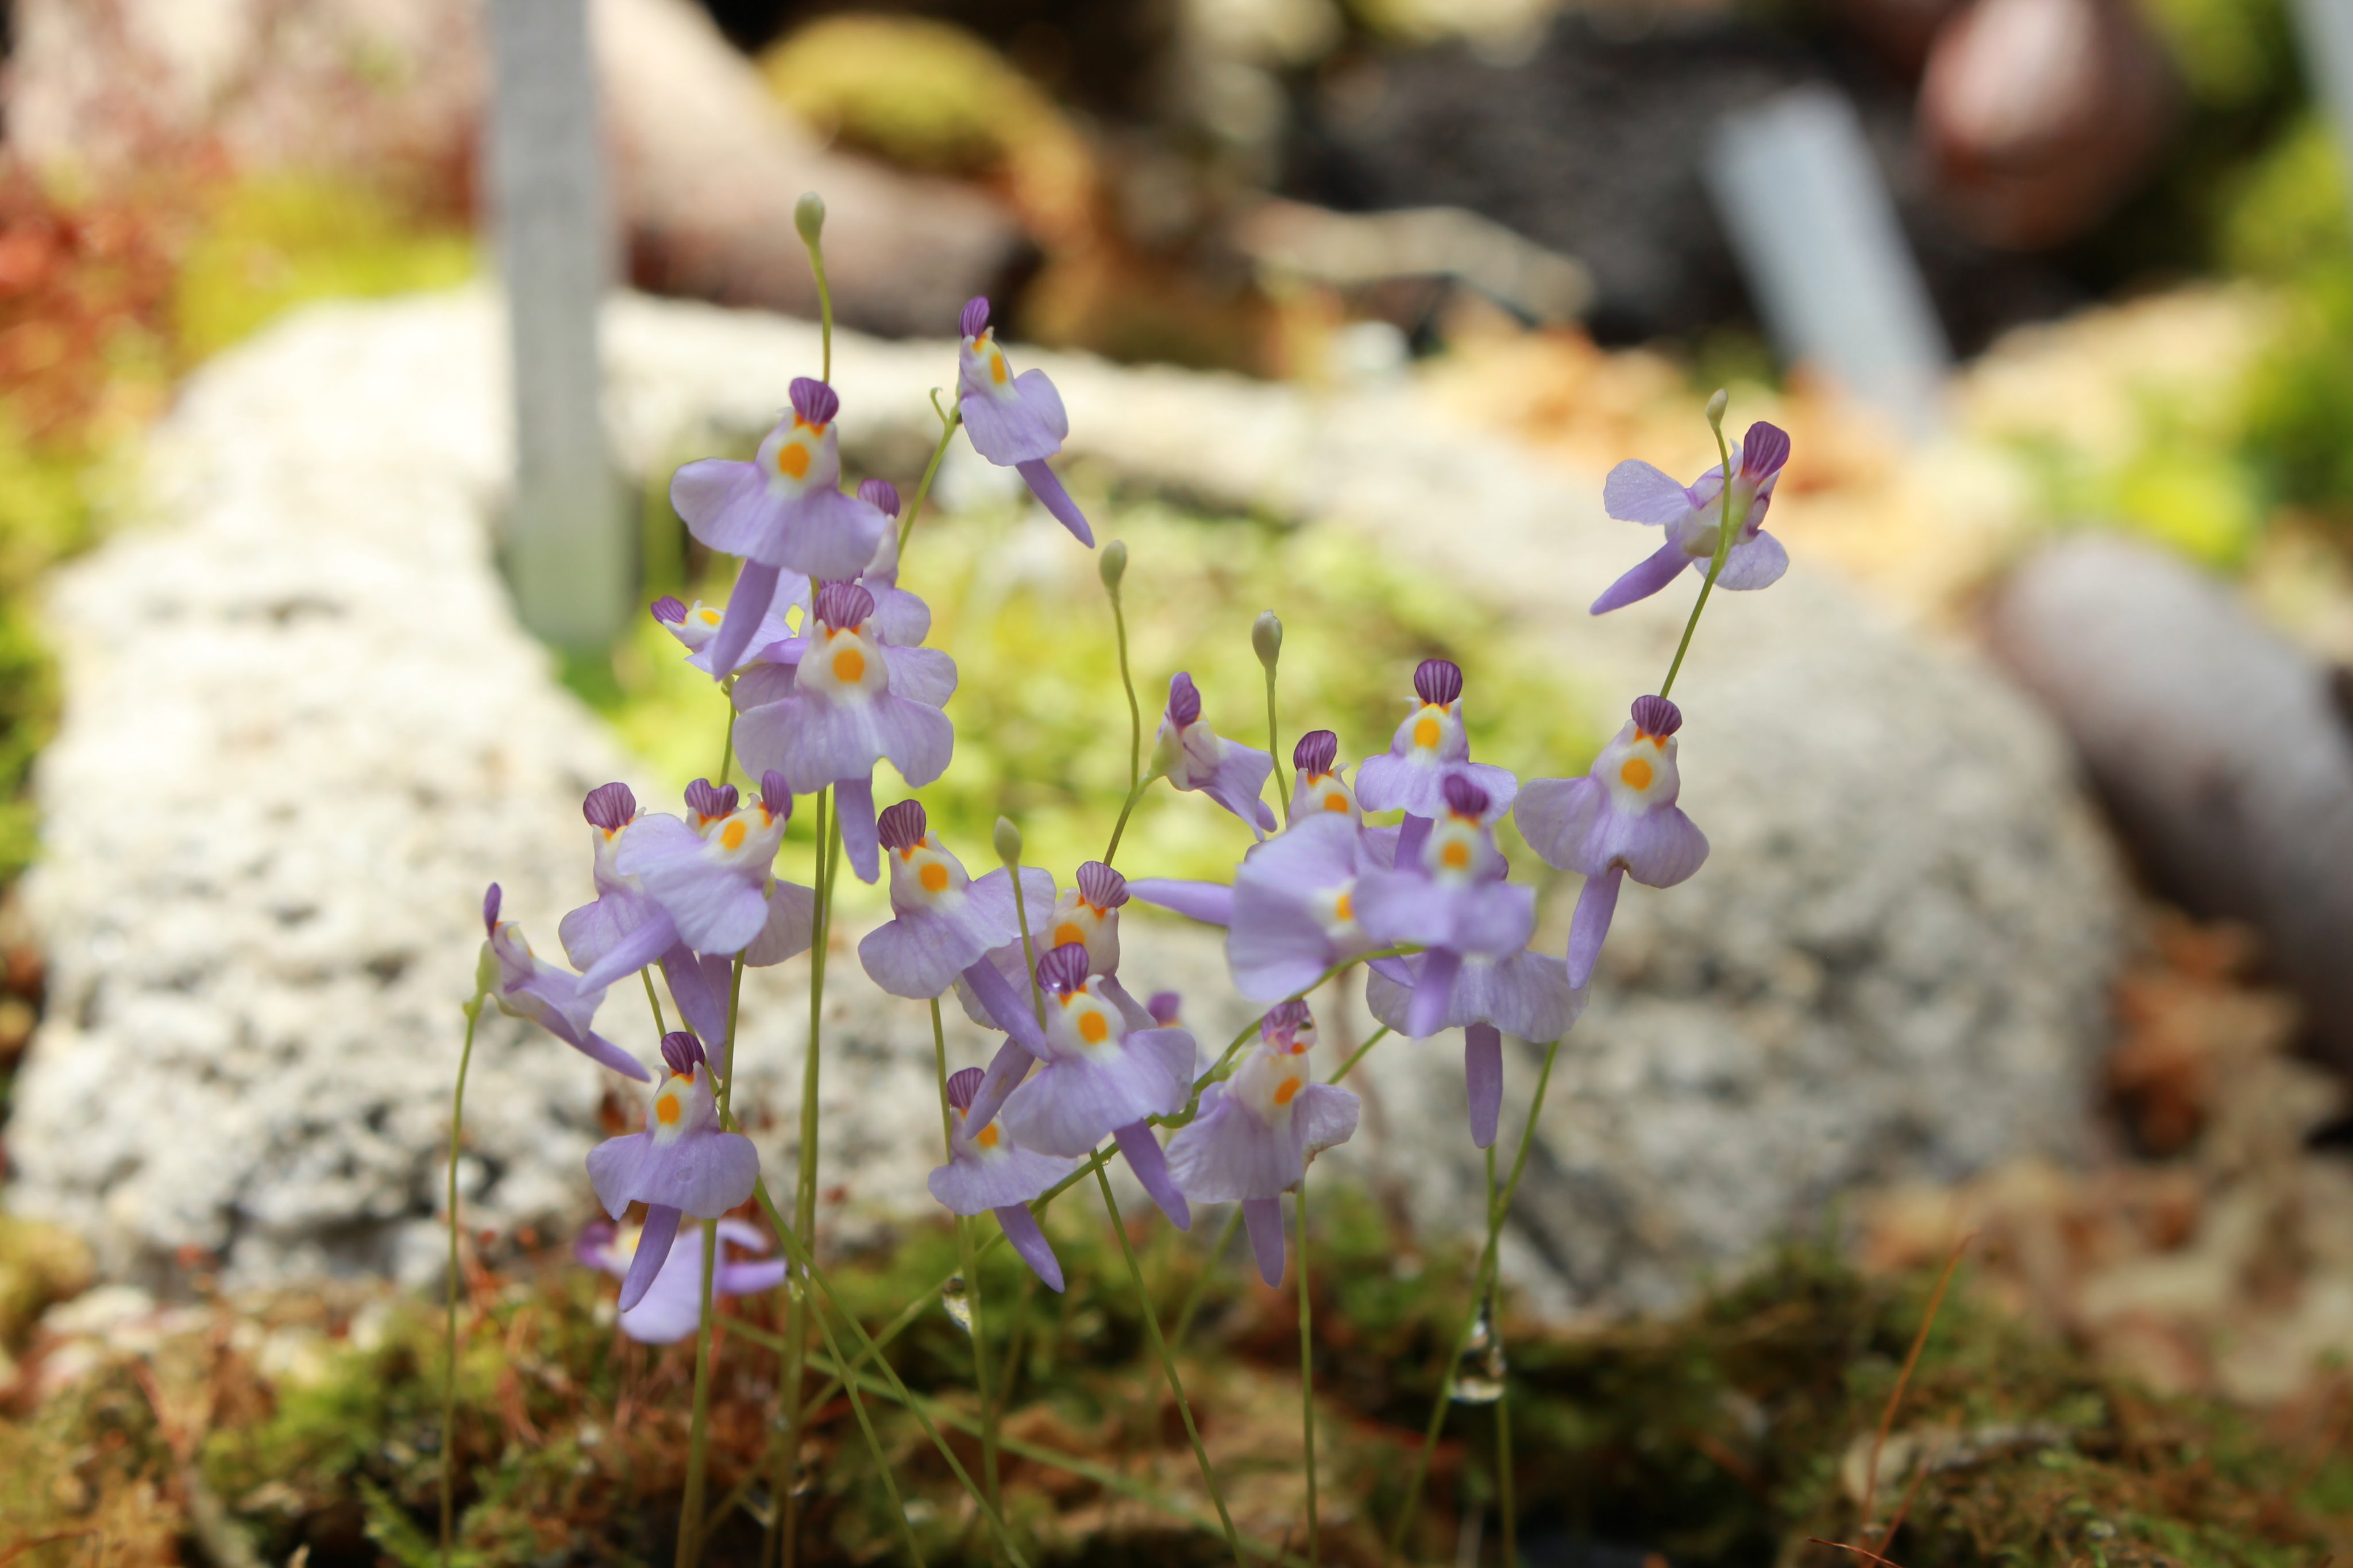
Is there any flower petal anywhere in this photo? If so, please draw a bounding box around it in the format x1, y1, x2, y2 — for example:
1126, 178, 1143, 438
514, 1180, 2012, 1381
1602, 459, 1701, 526
1591, 539, 1694, 615
1243, 1197, 1287, 1288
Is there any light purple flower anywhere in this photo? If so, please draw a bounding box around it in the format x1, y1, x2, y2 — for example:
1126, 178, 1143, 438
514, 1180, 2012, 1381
1287, 729, 1363, 825
928, 1065, 1082, 1292
997, 944, 1197, 1229
576, 775, 814, 993
650, 586, 806, 678
1515, 693, 1709, 987
669, 377, 892, 673
1132, 812, 1376, 1005
731, 581, 956, 885
1363, 953, 1584, 1149
1355, 774, 1535, 1042
851, 479, 935, 648
479, 883, 649, 1082
1154, 672, 1276, 837
585, 1032, 762, 1310
577, 1216, 786, 1344
1591, 421, 1793, 614
1166, 1002, 1359, 1286
1356, 660, 1518, 851
956, 297, 1092, 547
858, 800, 1056, 1007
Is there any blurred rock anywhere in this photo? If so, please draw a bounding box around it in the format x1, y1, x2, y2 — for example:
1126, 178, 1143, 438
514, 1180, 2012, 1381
2, 0, 1028, 335
1990, 532, 2353, 1073
7, 292, 2127, 1316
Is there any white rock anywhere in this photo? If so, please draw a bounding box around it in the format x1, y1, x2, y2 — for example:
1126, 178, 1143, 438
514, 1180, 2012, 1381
5, 289, 2127, 1316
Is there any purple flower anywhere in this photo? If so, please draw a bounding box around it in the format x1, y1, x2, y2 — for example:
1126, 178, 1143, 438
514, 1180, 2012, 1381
650, 584, 807, 678
1354, 775, 1536, 1042
577, 1216, 787, 1344
928, 1065, 1082, 1292
1515, 694, 1708, 987
576, 775, 815, 994
669, 377, 893, 673
1133, 813, 1376, 1005
1356, 661, 1518, 847
585, 1032, 762, 1310
1287, 729, 1362, 824
1591, 422, 1792, 614
731, 581, 956, 885
479, 883, 649, 1082
1363, 953, 1585, 1148
957, 298, 1092, 546
1154, 672, 1277, 837
997, 944, 1197, 1229
1166, 1002, 1359, 1286
851, 481, 935, 649
857, 800, 1057, 1005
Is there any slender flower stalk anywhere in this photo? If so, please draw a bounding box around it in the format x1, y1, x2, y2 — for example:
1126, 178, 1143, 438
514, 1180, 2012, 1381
1383, 1038, 1561, 1568
441, 975, 487, 1568
1297, 1173, 1319, 1567
1659, 391, 1742, 702
898, 396, 965, 557
777, 788, 839, 1568
932, 998, 1002, 1517
1253, 611, 1287, 822
1328, 1024, 1392, 1086
1094, 1164, 1245, 1567
1486, 1145, 1515, 1568
718, 675, 737, 785
676, 1218, 721, 1568
1103, 542, 1140, 794
996, 817, 1047, 1027
1169, 1209, 1241, 1351
796, 193, 831, 384
805, 1289, 926, 1566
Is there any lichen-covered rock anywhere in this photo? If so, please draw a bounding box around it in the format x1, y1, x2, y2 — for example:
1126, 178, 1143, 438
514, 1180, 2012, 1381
5, 290, 2127, 1314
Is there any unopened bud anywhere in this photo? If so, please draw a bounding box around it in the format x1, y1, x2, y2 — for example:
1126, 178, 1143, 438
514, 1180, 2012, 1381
993, 815, 1024, 867
794, 192, 826, 247
1098, 539, 1128, 592
1252, 610, 1283, 670
1704, 388, 1729, 430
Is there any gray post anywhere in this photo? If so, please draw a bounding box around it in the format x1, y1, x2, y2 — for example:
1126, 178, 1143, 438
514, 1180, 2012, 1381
2291, 0, 2353, 213
485, 0, 628, 648
1706, 86, 1951, 441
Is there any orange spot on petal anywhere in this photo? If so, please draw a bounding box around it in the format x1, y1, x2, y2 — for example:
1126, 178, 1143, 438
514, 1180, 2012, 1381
1620, 756, 1654, 791
1053, 922, 1085, 948
1077, 1011, 1109, 1045
1273, 1076, 1302, 1106
831, 647, 866, 683
655, 1095, 682, 1126
720, 819, 747, 851
777, 443, 811, 481
1324, 791, 1349, 812
1413, 716, 1442, 749
1441, 841, 1472, 870
919, 861, 950, 894
975, 1122, 1000, 1149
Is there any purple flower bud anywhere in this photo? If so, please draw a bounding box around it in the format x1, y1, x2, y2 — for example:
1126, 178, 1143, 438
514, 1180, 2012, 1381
1414, 658, 1464, 708
788, 377, 839, 428
584, 782, 637, 832
760, 770, 792, 819
650, 596, 687, 625
1741, 420, 1792, 481
1630, 694, 1683, 738
946, 1065, 985, 1111
1167, 671, 1202, 727
1037, 942, 1091, 996
482, 882, 502, 934
813, 580, 877, 632
1293, 729, 1338, 776
1148, 991, 1182, 1025
659, 1030, 707, 1075
877, 800, 928, 852
961, 297, 991, 338
1441, 773, 1491, 819
685, 778, 739, 820
1262, 998, 1313, 1042
1075, 861, 1129, 909
857, 477, 901, 517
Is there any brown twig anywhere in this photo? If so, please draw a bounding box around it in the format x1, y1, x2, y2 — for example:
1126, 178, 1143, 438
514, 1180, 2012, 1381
0, 1532, 101, 1567
1857, 1234, 1972, 1547
1808, 1537, 1905, 1568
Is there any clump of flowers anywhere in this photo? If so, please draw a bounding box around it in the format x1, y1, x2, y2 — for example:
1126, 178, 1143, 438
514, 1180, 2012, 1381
443, 195, 1787, 1568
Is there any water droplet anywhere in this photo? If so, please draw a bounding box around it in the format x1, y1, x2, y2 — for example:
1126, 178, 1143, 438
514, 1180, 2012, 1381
941, 1274, 974, 1335
1449, 1303, 1506, 1405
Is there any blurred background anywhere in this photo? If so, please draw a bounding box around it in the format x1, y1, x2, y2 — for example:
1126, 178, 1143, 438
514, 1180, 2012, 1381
11, 0, 2353, 1561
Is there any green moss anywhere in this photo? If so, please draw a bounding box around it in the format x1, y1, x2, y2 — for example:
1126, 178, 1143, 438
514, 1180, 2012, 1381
172, 176, 474, 364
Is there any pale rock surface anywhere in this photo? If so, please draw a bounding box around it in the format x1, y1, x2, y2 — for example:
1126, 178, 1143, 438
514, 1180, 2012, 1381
7, 290, 2127, 1314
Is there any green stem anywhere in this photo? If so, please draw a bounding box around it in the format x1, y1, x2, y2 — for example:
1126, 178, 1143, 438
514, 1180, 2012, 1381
807, 1288, 926, 1566
441, 996, 483, 1568
1265, 663, 1289, 825
1170, 1208, 1241, 1353
718, 675, 737, 785
1094, 1165, 1245, 1566
1110, 580, 1141, 795
992, 1266, 1037, 1424
932, 999, 1001, 1520
1326, 1025, 1391, 1086
1009, 847, 1046, 1028
676, 1216, 721, 1568
1382, 1037, 1562, 1568
1297, 1175, 1318, 1568
641, 970, 668, 1037
1657, 418, 1743, 702
777, 788, 838, 1568
1486, 1146, 1514, 1568
898, 405, 964, 558
1102, 775, 1155, 868
809, 245, 833, 384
